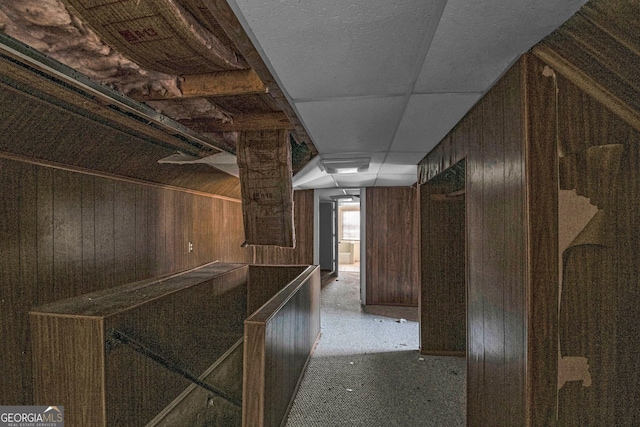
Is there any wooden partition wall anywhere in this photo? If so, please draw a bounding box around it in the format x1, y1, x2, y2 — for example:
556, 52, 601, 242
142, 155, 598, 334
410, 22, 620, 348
420, 50, 640, 425
365, 187, 419, 305
243, 265, 321, 427
551, 64, 640, 426
0, 156, 250, 406
419, 57, 531, 426
30, 262, 248, 427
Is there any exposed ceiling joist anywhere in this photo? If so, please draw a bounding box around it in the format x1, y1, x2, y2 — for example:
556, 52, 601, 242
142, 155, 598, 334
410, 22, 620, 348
180, 112, 291, 132
201, 0, 318, 155
179, 69, 268, 98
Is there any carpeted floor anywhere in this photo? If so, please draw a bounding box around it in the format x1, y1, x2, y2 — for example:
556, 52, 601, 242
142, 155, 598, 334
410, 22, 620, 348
284, 272, 466, 427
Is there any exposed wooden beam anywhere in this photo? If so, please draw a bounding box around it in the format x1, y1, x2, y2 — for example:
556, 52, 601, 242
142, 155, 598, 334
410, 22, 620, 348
179, 69, 267, 98
533, 45, 640, 134
180, 112, 292, 132
202, 0, 318, 155
581, 2, 640, 59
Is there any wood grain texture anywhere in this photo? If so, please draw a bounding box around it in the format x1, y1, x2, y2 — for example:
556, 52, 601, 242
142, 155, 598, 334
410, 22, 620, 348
148, 339, 243, 427
0, 156, 250, 405
534, 0, 640, 135
30, 263, 248, 427
525, 55, 560, 426
554, 70, 640, 425
200, 0, 318, 155
365, 187, 419, 306
418, 57, 529, 426
243, 266, 320, 427
247, 265, 309, 316
31, 315, 106, 426
0, 63, 242, 199
420, 171, 466, 355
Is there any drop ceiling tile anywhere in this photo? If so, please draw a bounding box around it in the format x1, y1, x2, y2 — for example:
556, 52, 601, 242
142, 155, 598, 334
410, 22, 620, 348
375, 174, 417, 186
295, 96, 405, 153
231, 0, 446, 99
414, 0, 587, 93
390, 93, 482, 153
294, 174, 337, 190
378, 152, 422, 174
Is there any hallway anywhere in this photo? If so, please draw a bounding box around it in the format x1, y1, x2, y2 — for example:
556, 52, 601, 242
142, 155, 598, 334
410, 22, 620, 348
284, 272, 466, 426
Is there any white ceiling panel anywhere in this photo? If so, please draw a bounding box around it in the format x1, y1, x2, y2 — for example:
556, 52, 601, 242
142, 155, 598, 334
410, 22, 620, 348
294, 174, 338, 190
378, 152, 422, 174
415, 0, 587, 93
231, 0, 447, 100
227, 0, 588, 189
295, 96, 405, 153
375, 174, 418, 187
391, 93, 482, 153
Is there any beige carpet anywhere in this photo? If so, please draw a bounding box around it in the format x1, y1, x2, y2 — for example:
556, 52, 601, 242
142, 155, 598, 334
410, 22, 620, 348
285, 272, 466, 426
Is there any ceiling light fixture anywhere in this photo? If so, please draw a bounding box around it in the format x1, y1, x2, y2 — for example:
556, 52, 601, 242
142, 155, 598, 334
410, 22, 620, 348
319, 157, 370, 174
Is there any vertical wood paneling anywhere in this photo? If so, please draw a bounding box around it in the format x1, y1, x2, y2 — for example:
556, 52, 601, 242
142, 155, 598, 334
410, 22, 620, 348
554, 70, 640, 425
365, 187, 419, 306
81, 175, 97, 286
243, 266, 321, 427
94, 176, 115, 289
418, 57, 529, 426
481, 76, 507, 426
464, 104, 484, 424
53, 170, 83, 299
420, 174, 466, 355
114, 181, 137, 284
525, 55, 559, 426
501, 60, 527, 425
1, 161, 24, 404
0, 156, 247, 405
135, 185, 150, 279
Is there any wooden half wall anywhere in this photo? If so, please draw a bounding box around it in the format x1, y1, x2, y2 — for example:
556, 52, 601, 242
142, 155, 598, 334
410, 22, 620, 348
365, 187, 419, 306
0, 155, 251, 406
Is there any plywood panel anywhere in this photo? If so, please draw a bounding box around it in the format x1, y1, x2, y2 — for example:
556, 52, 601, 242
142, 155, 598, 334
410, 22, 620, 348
420, 164, 466, 356
0, 58, 243, 200
31, 263, 247, 427
0, 155, 249, 405
554, 70, 640, 426
525, 55, 559, 426
243, 266, 320, 427
418, 57, 529, 426
365, 187, 419, 306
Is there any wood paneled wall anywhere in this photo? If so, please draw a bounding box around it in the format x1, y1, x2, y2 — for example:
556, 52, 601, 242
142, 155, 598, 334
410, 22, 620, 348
0, 156, 250, 406
253, 190, 314, 265
553, 68, 640, 426
247, 265, 308, 316
418, 51, 640, 425
418, 58, 529, 426
243, 266, 320, 427
30, 263, 248, 427
365, 187, 419, 306
0, 70, 243, 200
420, 173, 466, 355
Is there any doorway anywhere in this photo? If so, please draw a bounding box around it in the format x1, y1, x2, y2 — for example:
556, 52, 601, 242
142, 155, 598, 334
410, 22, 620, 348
337, 199, 360, 273
420, 160, 466, 356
